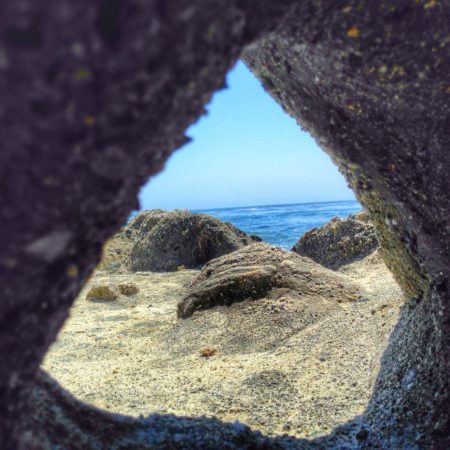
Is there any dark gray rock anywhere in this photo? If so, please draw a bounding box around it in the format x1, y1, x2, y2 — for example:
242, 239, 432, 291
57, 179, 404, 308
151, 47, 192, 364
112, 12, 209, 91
178, 242, 360, 318
243, 3, 450, 446
98, 209, 260, 273
0, 0, 449, 449
292, 211, 378, 269
129, 210, 259, 272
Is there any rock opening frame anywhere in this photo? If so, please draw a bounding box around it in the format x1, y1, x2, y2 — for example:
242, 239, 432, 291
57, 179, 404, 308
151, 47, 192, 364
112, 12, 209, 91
0, 1, 449, 449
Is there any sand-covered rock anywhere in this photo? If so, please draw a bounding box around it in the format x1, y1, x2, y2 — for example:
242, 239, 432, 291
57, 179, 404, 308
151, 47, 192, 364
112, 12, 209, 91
86, 284, 119, 302
292, 211, 378, 270
86, 282, 139, 301
129, 210, 260, 272
178, 242, 360, 318
117, 283, 139, 296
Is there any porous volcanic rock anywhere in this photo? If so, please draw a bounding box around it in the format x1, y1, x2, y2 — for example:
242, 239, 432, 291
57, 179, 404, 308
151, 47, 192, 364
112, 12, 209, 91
86, 284, 118, 302
1, 0, 449, 449
96, 211, 170, 273
117, 283, 139, 297
85, 282, 139, 301
96, 230, 134, 273
129, 210, 260, 272
178, 242, 359, 318
292, 211, 378, 269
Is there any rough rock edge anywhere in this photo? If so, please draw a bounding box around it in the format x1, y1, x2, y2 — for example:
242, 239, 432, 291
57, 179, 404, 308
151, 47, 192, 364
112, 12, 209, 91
0, 0, 448, 448
292, 211, 379, 270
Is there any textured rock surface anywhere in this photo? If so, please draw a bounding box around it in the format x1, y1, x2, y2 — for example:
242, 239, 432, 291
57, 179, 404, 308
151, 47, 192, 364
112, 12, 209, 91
85, 282, 139, 301
129, 210, 259, 272
0, 0, 449, 448
243, 3, 450, 446
0, 2, 295, 447
98, 209, 260, 273
86, 284, 119, 302
292, 211, 378, 269
117, 283, 139, 297
97, 230, 134, 274
178, 242, 359, 318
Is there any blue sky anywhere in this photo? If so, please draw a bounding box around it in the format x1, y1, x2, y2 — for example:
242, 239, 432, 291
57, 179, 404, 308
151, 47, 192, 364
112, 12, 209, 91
139, 61, 356, 210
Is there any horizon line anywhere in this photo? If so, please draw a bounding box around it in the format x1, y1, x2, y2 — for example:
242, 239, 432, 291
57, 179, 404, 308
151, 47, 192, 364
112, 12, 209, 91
195, 198, 359, 212
135, 198, 359, 214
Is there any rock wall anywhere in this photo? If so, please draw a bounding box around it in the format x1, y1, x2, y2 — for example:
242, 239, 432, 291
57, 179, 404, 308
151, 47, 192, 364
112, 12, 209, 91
0, 0, 449, 448
243, 2, 450, 446
0, 1, 296, 447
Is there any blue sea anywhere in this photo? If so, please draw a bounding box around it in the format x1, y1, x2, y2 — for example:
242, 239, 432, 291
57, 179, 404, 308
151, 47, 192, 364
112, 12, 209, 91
198, 200, 361, 249
131, 200, 361, 250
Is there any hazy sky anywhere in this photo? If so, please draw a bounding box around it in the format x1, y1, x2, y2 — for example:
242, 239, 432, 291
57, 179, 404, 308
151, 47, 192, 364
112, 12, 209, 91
139, 61, 356, 210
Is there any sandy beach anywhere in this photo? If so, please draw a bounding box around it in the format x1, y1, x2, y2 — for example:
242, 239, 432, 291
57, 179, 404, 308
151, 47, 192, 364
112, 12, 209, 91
43, 249, 402, 439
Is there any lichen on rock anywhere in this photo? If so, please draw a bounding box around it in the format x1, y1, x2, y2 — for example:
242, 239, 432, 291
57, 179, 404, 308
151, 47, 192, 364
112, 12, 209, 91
86, 284, 119, 302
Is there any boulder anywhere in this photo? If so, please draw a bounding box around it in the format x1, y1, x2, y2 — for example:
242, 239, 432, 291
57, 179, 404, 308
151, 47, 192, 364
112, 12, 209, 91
292, 211, 379, 270
129, 210, 260, 272
86, 282, 139, 301
117, 283, 139, 297
96, 230, 134, 273
178, 242, 359, 318
86, 284, 119, 302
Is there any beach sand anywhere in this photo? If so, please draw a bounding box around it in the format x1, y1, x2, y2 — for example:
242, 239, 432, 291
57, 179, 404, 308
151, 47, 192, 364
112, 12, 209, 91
43, 249, 402, 439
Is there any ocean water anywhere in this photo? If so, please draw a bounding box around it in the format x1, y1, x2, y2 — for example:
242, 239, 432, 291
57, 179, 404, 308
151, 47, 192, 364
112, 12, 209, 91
197, 200, 361, 249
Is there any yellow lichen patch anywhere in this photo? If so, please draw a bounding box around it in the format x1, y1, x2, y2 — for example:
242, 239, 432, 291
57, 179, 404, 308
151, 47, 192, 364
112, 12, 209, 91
391, 65, 406, 77
342, 5, 352, 13
346, 103, 362, 114
83, 115, 95, 126
376, 64, 407, 82
347, 26, 361, 38
67, 264, 78, 278
424, 0, 437, 9
86, 285, 118, 302
378, 65, 388, 77
74, 68, 90, 81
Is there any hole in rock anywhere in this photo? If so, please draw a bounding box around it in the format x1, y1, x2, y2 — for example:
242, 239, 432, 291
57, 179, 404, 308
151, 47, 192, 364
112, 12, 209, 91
42, 61, 404, 439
